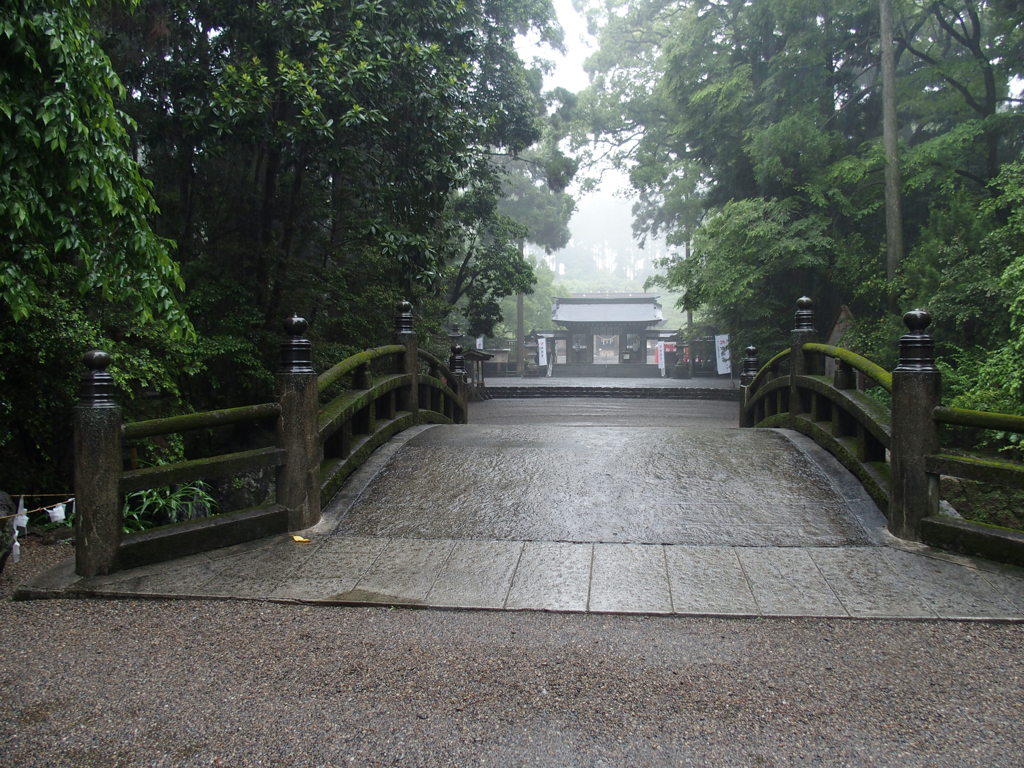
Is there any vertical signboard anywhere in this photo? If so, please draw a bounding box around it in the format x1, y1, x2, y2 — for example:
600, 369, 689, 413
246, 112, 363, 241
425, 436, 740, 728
714, 334, 731, 375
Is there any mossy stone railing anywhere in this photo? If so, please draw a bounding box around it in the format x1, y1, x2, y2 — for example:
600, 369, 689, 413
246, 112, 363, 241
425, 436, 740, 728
316, 328, 467, 507
72, 302, 468, 577
741, 299, 1024, 563
743, 339, 893, 515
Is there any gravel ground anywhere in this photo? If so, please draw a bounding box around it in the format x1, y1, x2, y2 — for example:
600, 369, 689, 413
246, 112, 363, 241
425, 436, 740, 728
2, 539, 1022, 767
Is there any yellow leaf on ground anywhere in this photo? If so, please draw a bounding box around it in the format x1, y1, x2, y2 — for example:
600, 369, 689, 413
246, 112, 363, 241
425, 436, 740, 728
291, 535, 311, 543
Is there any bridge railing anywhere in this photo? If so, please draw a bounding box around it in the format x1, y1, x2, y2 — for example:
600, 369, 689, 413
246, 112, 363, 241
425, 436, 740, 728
741, 298, 1024, 562
317, 302, 467, 506
72, 302, 467, 577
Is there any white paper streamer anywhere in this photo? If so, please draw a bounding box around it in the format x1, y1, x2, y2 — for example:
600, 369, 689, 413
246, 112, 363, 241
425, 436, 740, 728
47, 503, 66, 523
14, 496, 28, 529
10, 539, 20, 564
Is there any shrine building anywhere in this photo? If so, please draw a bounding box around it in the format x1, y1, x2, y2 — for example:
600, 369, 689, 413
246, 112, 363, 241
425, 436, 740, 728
546, 294, 675, 377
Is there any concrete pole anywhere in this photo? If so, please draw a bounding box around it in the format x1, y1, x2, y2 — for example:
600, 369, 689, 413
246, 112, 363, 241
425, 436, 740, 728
789, 297, 818, 427
739, 345, 759, 428
889, 309, 941, 540
74, 350, 123, 576
395, 300, 418, 413
275, 315, 321, 530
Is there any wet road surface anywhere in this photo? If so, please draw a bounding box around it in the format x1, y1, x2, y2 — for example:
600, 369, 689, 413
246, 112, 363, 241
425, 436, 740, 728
336, 424, 871, 547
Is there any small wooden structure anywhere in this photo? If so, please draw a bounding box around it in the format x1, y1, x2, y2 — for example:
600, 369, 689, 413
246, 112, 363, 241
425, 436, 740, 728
464, 348, 493, 400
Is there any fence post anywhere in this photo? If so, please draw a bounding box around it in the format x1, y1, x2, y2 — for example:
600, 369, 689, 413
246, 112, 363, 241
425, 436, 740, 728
74, 350, 123, 576
449, 344, 468, 424
276, 315, 321, 530
889, 309, 941, 540
395, 300, 418, 414
739, 345, 759, 428
789, 296, 818, 426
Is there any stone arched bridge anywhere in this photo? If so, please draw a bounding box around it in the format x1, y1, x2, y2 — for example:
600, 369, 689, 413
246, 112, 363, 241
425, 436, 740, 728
24, 391, 1024, 619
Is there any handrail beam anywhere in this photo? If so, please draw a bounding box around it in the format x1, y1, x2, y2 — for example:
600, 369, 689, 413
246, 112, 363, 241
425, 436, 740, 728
933, 406, 1024, 434
802, 343, 893, 392
317, 344, 405, 394
120, 447, 287, 492
124, 403, 281, 440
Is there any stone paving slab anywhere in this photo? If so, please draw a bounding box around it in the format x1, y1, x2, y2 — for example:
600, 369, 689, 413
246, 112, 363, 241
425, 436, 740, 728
33, 535, 1024, 620
505, 542, 592, 612
665, 546, 759, 615
427, 540, 522, 609
590, 543, 672, 614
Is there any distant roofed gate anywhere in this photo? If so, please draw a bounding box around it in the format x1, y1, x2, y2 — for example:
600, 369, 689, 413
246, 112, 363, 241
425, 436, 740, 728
549, 293, 673, 377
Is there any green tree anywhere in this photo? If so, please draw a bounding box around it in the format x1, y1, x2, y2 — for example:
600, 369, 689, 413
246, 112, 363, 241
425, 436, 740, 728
1, 0, 194, 489
97, 0, 566, 376
577, 0, 1023, 368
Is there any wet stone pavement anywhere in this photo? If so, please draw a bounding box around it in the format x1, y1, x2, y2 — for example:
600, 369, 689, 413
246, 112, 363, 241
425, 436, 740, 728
23, 397, 1024, 619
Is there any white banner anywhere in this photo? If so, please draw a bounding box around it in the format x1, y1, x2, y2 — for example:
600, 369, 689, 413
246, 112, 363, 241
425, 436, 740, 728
715, 334, 731, 375
657, 342, 665, 370
537, 337, 548, 367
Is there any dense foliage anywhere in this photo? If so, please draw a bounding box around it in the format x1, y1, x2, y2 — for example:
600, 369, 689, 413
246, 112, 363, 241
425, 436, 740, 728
577, 0, 1024, 411
0, 0, 574, 489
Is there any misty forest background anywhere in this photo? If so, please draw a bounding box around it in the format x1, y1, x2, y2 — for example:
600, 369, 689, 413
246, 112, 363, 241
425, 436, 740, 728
2, 0, 1023, 492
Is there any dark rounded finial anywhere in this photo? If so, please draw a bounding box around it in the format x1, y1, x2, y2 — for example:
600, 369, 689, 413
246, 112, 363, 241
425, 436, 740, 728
279, 314, 314, 374
79, 349, 117, 407
395, 301, 414, 335
744, 345, 758, 357
794, 296, 815, 333
283, 314, 309, 337
83, 349, 112, 371
895, 308, 936, 373
902, 308, 931, 333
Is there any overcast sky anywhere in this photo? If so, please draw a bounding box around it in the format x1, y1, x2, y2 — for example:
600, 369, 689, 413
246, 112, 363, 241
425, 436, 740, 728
516, 1, 671, 278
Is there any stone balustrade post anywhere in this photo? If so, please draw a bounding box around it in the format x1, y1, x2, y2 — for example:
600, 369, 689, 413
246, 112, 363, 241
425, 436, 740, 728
889, 309, 941, 540
395, 300, 418, 413
739, 345, 759, 427
74, 350, 124, 576
449, 344, 468, 424
276, 315, 321, 530
789, 296, 818, 426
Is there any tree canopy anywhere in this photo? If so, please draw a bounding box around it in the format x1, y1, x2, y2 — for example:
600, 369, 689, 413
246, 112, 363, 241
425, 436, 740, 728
577, 0, 1024, 408
1, 0, 576, 489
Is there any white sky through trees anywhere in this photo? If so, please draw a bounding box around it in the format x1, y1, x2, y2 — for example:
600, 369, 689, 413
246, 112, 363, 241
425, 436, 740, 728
516, 0, 672, 287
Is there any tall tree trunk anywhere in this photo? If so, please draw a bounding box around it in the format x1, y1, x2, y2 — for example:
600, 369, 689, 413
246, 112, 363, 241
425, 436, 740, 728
880, 0, 904, 307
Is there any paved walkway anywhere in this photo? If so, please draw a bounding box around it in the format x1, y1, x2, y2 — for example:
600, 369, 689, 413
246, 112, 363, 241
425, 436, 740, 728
22, 398, 1024, 619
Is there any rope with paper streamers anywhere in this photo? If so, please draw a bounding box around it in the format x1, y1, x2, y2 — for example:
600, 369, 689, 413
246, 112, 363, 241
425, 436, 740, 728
3, 495, 74, 566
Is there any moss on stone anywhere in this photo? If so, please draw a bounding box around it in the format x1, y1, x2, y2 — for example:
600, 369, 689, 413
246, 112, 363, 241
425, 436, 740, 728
317, 345, 405, 394
802, 343, 892, 392
933, 405, 1024, 433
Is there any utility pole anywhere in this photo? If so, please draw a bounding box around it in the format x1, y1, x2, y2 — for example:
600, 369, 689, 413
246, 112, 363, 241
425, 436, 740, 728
880, 0, 904, 308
